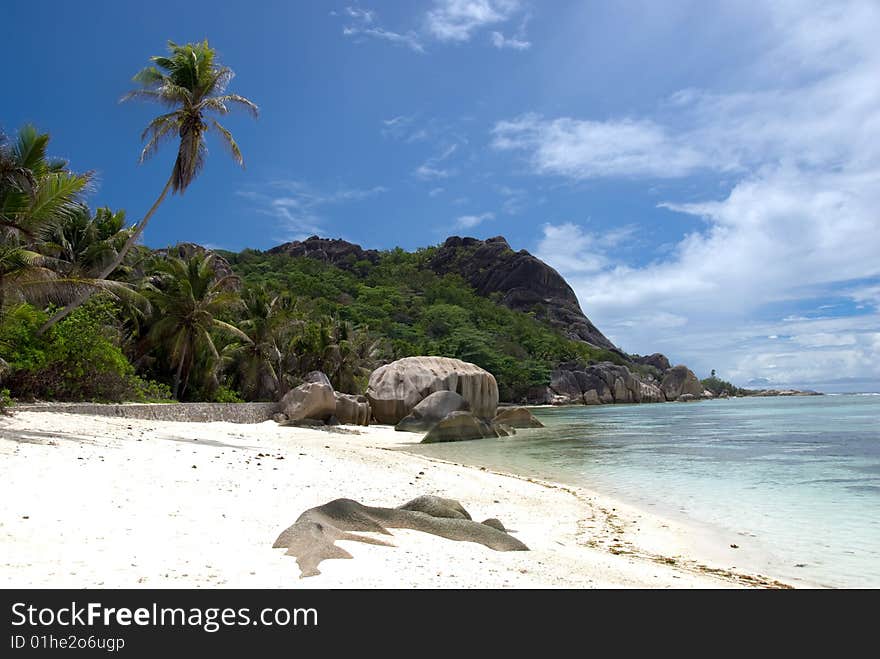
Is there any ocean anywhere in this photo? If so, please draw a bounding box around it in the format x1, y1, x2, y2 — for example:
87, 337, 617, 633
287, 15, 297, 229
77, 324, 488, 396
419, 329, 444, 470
405, 394, 880, 588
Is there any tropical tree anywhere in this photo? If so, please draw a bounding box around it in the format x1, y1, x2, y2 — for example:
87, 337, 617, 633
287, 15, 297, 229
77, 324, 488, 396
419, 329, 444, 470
0, 127, 137, 312
40, 205, 135, 279
229, 287, 289, 400
41, 39, 258, 330
0, 125, 88, 242
142, 251, 250, 399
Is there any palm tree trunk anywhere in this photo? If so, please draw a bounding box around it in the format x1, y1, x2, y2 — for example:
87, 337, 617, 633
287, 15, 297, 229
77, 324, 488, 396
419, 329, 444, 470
173, 342, 187, 400
37, 173, 175, 334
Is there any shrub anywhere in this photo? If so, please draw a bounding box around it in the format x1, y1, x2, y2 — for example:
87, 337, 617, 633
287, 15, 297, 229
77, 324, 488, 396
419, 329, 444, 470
0, 301, 171, 403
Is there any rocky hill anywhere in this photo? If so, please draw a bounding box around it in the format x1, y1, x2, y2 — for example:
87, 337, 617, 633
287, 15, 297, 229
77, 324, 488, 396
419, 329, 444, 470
224, 234, 706, 405
428, 236, 618, 351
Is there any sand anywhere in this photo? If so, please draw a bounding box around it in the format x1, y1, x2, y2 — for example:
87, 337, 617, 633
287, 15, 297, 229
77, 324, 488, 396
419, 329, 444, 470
0, 411, 792, 588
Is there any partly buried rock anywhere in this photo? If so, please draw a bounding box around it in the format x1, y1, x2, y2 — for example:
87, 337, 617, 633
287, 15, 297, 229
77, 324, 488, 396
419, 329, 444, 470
366, 356, 499, 425
334, 393, 371, 426
274, 495, 528, 577
279, 382, 336, 422
422, 411, 513, 443
676, 393, 698, 402
398, 495, 471, 519
395, 391, 470, 433
493, 406, 544, 428
660, 365, 704, 401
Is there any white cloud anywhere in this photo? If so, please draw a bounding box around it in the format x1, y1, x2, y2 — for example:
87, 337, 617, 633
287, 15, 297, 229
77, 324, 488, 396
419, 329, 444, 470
414, 144, 459, 180
516, 1, 880, 390
238, 181, 387, 241
535, 222, 609, 274
490, 30, 530, 50
338, 1, 531, 52
341, 6, 424, 52
455, 212, 494, 229
426, 0, 525, 42
493, 115, 714, 179
343, 26, 424, 52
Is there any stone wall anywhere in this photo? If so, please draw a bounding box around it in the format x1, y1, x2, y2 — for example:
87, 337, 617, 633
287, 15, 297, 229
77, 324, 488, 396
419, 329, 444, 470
13, 402, 279, 424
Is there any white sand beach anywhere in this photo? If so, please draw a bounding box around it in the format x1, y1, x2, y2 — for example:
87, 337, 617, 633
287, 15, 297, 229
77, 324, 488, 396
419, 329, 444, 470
0, 411, 792, 588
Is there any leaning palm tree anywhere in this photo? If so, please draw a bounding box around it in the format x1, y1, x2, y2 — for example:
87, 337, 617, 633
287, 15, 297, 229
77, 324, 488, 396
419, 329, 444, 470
41, 39, 258, 331
143, 251, 251, 399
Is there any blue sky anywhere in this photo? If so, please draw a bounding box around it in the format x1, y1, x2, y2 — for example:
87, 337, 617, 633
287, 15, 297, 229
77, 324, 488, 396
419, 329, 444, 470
4, 1, 880, 391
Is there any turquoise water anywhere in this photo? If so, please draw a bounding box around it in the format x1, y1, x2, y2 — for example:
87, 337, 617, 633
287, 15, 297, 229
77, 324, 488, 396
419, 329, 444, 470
405, 394, 880, 588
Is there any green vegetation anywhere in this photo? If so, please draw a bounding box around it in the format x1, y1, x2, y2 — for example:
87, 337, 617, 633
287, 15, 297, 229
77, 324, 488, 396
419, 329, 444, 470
41, 39, 258, 331
0, 38, 629, 407
0, 300, 169, 402
701, 374, 744, 397
222, 248, 624, 401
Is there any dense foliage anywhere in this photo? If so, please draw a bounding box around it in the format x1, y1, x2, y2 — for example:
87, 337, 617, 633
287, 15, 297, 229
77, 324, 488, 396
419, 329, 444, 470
0, 119, 633, 405
222, 248, 624, 401
701, 375, 744, 397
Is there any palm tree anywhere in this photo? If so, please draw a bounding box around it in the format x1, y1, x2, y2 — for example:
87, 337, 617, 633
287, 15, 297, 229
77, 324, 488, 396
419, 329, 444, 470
41, 39, 258, 331
232, 287, 288, 400
1, 125, 89, 242
143, 251, 250, 399
0, 127, 137, 312
40, 205, 134, 278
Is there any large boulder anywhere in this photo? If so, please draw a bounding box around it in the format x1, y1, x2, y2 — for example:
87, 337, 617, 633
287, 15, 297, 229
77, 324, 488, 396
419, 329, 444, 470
493, 407, 544, 428
279, 382, 336, 422
546, 362, 669, 405
395, 391, 470, 433
366, 356, 499, 425
304, 371, 332, 387
422, 411, 510, 444
660, 365, 704, 401
631, 353, 671, 372
548, 369, 582, 403
334, 393, 371, 426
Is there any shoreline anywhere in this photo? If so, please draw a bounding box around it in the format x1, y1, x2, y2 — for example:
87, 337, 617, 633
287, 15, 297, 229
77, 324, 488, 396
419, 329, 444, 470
0, 410, 794, 588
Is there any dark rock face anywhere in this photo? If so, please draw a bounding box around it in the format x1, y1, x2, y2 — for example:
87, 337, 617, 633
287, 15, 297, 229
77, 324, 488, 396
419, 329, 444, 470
540, 361, 666, 405
631, 353, 671, 372
268, 236, 379, 271
428, 236, 617, 350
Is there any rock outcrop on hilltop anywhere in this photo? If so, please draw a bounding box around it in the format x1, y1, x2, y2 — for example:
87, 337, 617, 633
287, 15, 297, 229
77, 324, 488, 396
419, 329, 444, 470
260, 234, 715, 409
366, 356, 499, 425
268, 235, 379, 271
428, 236, 617, 350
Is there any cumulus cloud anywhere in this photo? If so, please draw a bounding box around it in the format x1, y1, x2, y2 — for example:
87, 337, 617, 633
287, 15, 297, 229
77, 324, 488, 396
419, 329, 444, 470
517, 1, 880, 389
